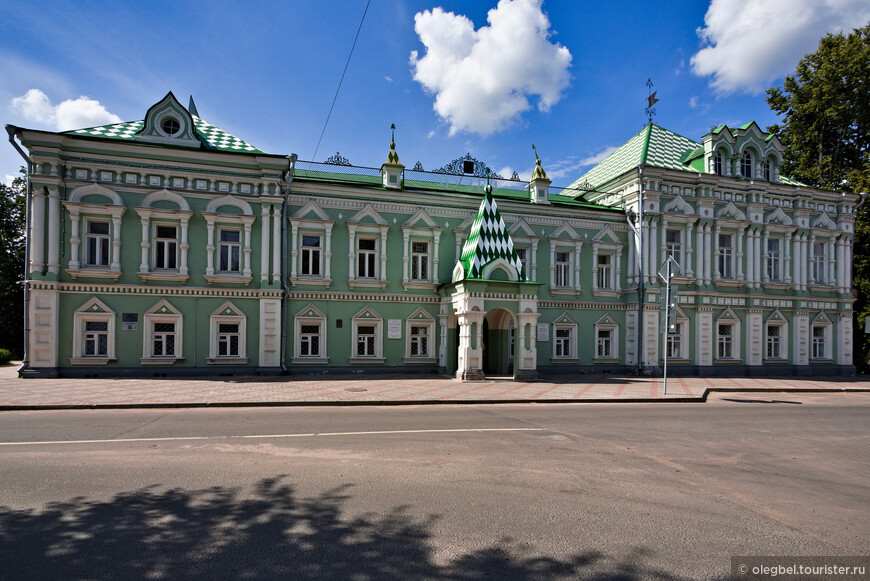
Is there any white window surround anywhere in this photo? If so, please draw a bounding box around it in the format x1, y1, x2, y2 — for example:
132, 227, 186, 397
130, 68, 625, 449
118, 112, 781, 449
550, 312, 578, 363
135, 189, 192, 283
765, 322, 787, 361
401, 209, 442, 290
71, 297, 116, 365
203, 196, 255, 286
666, 317, 690, 360
715, 308, 741, 362
218, 227, 243, 273
404, 307, 436, 363
548, 224, 583, 295
141, 299, 183, 365
351, 306, 384, 363
810, 313, 833, 361
208, 301, 247, 365
508, 218, 539, 281
292, 304, 328, 365
347, 206, 389, 290
594, 314, 619, 362
591, 226, 623, 296
64, 184, 126, 280
290, 200, 334, 288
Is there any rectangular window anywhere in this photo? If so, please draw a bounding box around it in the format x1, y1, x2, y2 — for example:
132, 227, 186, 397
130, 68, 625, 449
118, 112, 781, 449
357, 238, 377, 278
85, 221, 110, 267
555, 251, 570, 287
219, 229, 241, 273
516, 248, 528, 278
356, 325, 376, 357
596, 328, 612, 358
667, 322, 682, 359
83, 321, 109, 356
666, 229, 682, 268
813, 242, 826, 284
766, 325, 781, 359
301, 234, 321, 276
299, 324, 321, 357
597, 254, 612, 289
152, 322, 176, 357
767, 238, 781, 281
812, 326, 826, 359
217, 323, 240, 357
154, 225, 178, 270
411, 241, 429, 281
717, 324, 733, 359
555, 328, 571, 358
409, 325, 429, 357
718, 234, 733, 279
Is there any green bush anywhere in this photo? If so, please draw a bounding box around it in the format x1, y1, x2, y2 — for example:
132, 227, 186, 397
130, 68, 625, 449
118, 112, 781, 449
0, 348, 12, 365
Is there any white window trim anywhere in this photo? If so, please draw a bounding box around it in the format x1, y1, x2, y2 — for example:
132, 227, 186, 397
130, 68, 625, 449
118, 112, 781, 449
666, 317, 689, 360
715, 316, 741, 362
298, 231, 323, 278
83, 218, 111, 268
590, 227, 623, 296
551, 322, 578, 363
404, 308, 436, 364
508, 219, 539, 281
548, 226, 583, 295
151, 221, 180, 272
594, 319, 619, 362
141, 299, 183, 365
64, 201, 125, 280
351, 307, 384, 363
810, 321, 832, 361
217, 227, 243, 274
208, 302, 247, 365
764, 322, 788, 362
401, 210, 442, 290
71, 297, 116, 365
135, 190, 192, 283
203, 212, 254, 286
290, 203, 334, 288
348, 206, 389, 290
292, 304, 328, 365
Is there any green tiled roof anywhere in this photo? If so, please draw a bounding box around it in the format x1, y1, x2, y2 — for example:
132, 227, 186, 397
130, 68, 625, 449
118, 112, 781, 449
567, 124, 701, 193
66, 115, 263, 153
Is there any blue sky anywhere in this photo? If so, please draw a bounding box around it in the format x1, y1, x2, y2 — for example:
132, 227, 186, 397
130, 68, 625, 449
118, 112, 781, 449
2, 0, 869, 187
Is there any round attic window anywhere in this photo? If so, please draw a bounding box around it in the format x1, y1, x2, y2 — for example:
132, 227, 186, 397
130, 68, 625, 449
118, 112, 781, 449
161, 117, 181, 135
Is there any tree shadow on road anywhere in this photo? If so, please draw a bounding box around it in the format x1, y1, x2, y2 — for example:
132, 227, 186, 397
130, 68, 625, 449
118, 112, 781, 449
0, 476, 706, 580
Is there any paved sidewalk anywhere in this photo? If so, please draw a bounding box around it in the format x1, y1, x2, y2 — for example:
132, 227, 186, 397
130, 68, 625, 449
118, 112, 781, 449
0, 363, 868, 409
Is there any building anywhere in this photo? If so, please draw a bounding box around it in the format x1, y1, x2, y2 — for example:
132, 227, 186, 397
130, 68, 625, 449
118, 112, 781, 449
7, 93, 859, 378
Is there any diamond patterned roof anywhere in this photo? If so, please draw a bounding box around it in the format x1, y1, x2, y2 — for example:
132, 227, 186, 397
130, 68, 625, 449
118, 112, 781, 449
458, 187, 527, 281
66, 115, 262, 153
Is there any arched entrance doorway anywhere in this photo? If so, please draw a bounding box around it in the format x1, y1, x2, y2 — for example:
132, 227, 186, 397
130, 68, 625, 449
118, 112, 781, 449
483, 308, 516, 376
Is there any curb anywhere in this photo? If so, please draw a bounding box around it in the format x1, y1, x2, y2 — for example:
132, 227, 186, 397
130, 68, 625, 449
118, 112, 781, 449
0, 387, 867, 411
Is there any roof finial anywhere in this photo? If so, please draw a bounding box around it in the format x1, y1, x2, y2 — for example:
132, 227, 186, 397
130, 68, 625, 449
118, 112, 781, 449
645, 78, 659, 125
390, 123, 396, 149
385, 123, 401, 166
531, 144, 548, 181
188, 95, 199, 117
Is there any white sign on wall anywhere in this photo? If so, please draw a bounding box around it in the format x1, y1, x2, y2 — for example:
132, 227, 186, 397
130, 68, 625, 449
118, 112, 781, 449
388, 319, 402, 339
537, 323, 549, 342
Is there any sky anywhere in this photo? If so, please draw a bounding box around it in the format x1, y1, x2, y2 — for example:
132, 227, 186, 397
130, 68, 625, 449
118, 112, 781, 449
2, 0, 869, 188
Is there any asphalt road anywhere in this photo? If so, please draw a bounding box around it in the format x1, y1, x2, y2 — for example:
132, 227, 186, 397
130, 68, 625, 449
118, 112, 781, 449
0, 393, 868, 580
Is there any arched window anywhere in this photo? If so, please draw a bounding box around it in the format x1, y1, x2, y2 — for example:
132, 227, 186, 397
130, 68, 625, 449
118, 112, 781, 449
714, 152, 723, 175
740, 151, 752, 178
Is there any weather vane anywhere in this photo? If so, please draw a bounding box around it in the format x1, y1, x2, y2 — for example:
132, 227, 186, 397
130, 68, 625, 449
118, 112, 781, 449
645, 78, 659, 125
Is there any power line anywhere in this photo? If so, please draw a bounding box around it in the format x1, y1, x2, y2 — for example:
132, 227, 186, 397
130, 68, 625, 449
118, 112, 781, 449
312, 0, 371, 162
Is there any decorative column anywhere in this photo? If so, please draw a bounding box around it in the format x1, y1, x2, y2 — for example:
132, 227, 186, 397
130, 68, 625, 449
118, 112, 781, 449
380, 229, 388, 286
827, 237, 835, 287
649, 218, 658, 284
548, 242, 556, 292
686, 222, 694, 278
807, 233, 816, 285
713, 224, 721, 281
704, 223, 712, 283
243, 221, 253, 278
348, 226, 357, 286
784, 232, 792, 284
402, 231, 410, 285
530, 240, 538, 282
110, 213, 122, 271
179, 217, 190, 276
271, 206, 281, 284
47, 188, 60, 275
592, 245, 599, 288
792, 234, 801, 289
746, 229, 754, 287
31, 189, 46, 273
438, 313, 448, 371
68, 208, 81, 270
736, 226, 744, 280
289, 221, 298, 281
205, 221, 215, 276
432, 233, 441, 283
695, 223, 704, 286
762, 230, 769, 283
516, 311, 540, 379
615, 251, 622, 292
456, 311, 484, 380
324, 223, 333, 282
260, 204, 271, 282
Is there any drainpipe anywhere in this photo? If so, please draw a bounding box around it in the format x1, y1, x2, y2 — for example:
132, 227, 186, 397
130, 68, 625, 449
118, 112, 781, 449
279, 153, 298, 374
636, 164, 645, 375
6, 125, 32, 375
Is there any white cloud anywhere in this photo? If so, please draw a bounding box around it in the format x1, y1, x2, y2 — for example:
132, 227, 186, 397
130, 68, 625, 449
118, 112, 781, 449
426, 130, 436, 139
544, 146, 618, 181
4, 174, 16, 188
385, 76, 393, 83
410, 0, 571, 136
691, 0, 870, 94
10, 89, 121, 131
689, 96, 698, 108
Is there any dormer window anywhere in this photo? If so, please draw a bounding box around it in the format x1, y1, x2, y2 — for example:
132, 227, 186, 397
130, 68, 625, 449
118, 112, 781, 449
161, 117, 180, 135
714, 152, 723, 175
740, 151, 752, 178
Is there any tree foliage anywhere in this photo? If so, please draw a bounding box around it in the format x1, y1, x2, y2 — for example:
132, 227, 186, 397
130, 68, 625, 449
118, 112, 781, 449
0, 170, 25, 360
766, 24, 870, 370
